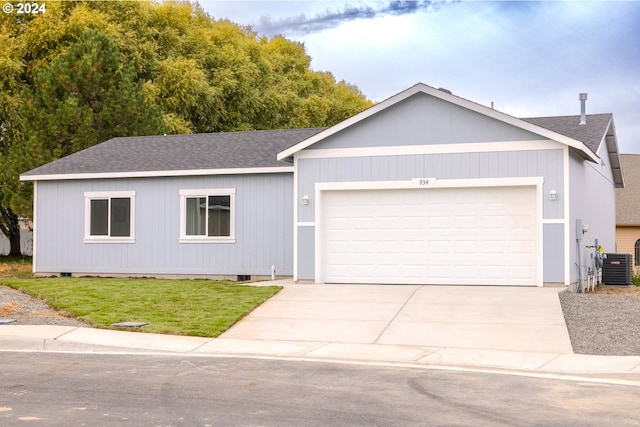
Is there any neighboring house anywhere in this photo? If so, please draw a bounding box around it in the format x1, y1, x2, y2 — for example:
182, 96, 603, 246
615, 154, 640, 272
20, 83, 624, 287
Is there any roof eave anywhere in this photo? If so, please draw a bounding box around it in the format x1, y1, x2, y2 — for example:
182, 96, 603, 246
20, 166, 295, 181
603, 119, 624, 188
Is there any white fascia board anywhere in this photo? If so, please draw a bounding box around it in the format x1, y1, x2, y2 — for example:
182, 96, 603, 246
20, 166, 294, 181
315, 176, 543, 192
277, 82, 599, 163
296, 140, 564, 160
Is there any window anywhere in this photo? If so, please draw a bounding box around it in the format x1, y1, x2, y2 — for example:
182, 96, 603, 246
635, 239, 640, 266
84, 191, 135, 242
180, 189, 235, 242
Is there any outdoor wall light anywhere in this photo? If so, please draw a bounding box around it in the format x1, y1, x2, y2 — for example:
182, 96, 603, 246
302, 195, 309, 205
550, 190, 557, 201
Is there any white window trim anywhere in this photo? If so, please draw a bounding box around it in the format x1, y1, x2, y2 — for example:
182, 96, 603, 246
179, 188, 236, 243
84, 191, 136, 243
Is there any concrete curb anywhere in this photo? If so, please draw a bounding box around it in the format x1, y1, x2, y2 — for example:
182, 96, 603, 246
2, 326, 640, 377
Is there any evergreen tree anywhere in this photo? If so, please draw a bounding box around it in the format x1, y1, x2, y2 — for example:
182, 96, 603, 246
3, 29, 164, 219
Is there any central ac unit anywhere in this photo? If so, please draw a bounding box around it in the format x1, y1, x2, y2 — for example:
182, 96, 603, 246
602, 253, 632, 286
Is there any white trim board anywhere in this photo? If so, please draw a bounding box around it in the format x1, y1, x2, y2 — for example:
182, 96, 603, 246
21, 166, 294, 182
564, 145, 571, 287
296, 140, 564, 160
178, 188, 236, 243
314, 177, 544, 286
83, 190, 136, 244
315, 177, 544, 192
32, 181, 38, 273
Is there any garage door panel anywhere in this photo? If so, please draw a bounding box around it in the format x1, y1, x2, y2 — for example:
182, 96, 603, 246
455, 265, 478, 279
455, 240, 478, 254
511, 266, 534, 280
482, 265, 506, 279
429, 216, 450, 229
455, 216, 478, 229
321, 186, 538, 285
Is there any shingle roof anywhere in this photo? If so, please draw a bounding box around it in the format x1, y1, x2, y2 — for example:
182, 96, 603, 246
522, 113, 613, 154
616, 154, 640, 225
21, 128, 326, 178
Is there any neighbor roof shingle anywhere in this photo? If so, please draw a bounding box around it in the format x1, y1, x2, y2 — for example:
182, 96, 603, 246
616, 154, 640, 225
21, 128, 326, 177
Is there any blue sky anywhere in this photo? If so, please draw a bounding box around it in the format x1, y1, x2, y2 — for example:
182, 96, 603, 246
201, 1, 640, 154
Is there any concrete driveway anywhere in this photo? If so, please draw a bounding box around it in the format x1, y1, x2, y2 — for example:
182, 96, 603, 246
221, 283, 574, 354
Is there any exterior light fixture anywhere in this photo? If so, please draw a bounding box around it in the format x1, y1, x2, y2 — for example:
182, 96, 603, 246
550, 190, 557, 201
302, 195, 309, 205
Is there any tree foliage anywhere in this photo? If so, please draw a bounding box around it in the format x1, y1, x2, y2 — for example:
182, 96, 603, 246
0, 0, 373, 253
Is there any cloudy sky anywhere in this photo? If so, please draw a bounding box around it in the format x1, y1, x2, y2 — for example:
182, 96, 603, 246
201, 0, 639, 154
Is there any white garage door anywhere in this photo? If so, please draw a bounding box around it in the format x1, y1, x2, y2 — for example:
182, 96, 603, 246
320, 186, 538, 286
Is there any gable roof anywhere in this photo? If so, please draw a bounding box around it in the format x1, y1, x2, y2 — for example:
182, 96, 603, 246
21, 128, 325, 181
522, 114, 612, 154
524, 114, 624, 188
277, 83, 603, 163
616, 154, 640, 225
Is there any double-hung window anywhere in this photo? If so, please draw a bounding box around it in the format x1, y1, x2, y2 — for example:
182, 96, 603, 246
180, 189, 235, 242
84, 191, 135, 242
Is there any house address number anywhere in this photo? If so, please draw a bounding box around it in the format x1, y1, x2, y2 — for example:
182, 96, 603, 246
412, 177, 437, 187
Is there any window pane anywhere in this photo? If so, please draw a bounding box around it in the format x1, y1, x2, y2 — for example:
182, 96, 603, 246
208, 195, 230, 237
635, 239, 640, 266
186, 197, 206, 236
110, 198, 131, 237
90, 199, 109, 236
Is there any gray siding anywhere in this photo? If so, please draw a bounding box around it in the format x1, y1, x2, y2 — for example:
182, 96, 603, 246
543, 223, 565, 282
309, 93, 543, 150
297, 226, 315, 280
569, 147, 617, 285
298, 150, 564, 223
35, 173, 293, 276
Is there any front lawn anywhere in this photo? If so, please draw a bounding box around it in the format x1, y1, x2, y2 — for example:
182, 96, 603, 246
0, 257, 281, 337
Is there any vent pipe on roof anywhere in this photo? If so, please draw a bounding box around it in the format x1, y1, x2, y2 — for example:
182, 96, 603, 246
579, 93, 588, 125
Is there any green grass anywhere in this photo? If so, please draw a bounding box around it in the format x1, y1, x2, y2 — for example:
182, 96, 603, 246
0, 257, 281, 337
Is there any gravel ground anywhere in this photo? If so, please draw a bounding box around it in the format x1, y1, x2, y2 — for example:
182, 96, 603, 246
559, 288, 640, 356
0, 285, 90, 327
2, 282, 640, 356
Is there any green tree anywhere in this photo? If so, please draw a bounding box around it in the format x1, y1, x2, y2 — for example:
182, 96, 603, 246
3, 29, 164, 219
0, 0, 373, 235
0, 25, 26, 256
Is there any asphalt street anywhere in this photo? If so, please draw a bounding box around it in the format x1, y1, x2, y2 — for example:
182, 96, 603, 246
1, 352, 639, 426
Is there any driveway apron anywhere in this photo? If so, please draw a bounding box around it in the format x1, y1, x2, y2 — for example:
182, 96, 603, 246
220, 284, 574, 354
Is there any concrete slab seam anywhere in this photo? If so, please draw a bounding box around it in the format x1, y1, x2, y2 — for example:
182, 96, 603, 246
53, 326, 81, 340
373, 285, 423, 343
189, 338, 217, 353
535, 352, 564, 370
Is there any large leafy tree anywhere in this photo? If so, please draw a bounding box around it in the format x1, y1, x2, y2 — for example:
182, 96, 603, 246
3, 28, 164, 223
0, 1, 373, 254
0, 21, 26, 256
